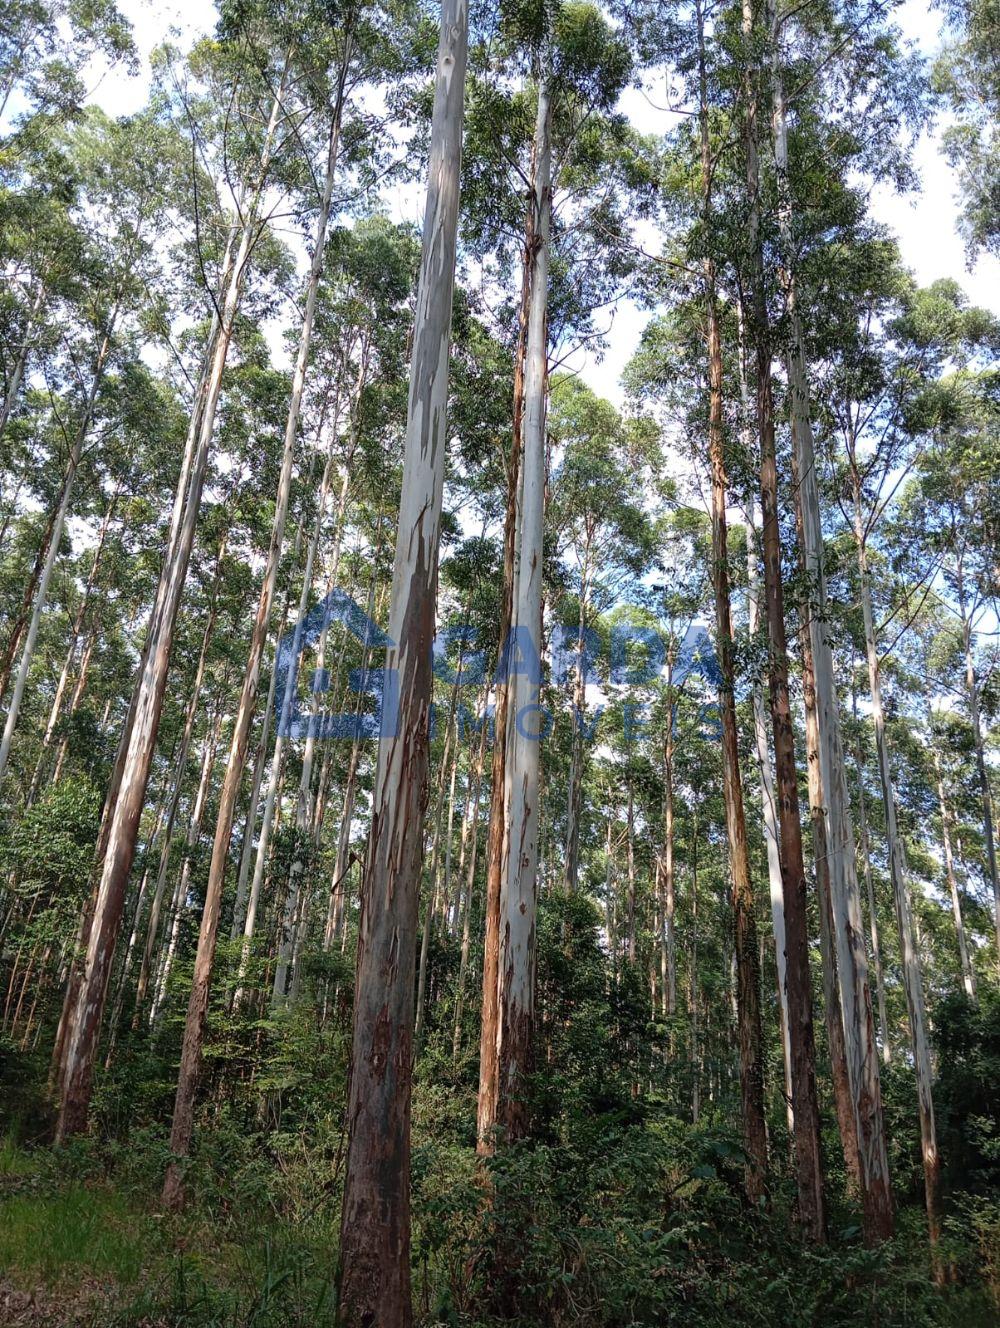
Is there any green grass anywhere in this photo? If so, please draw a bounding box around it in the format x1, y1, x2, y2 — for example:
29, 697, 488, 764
0, 1184, 148, 1287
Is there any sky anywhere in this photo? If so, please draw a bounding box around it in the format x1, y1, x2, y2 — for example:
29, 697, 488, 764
82, 0, 1000, 405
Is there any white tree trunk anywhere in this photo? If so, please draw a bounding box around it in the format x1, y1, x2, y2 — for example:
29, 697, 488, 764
853, 494, 939, 1240
747, 517, 793, 1133
495, 64, 551, 1143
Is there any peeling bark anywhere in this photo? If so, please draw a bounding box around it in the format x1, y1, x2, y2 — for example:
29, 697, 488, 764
337, 4, 468, 1320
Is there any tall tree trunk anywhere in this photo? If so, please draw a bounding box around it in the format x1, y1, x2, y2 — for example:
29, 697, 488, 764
563, 568, 589, 894
784, 444, 861, 1188
766, 1, 892, 1242
698, 0, 767, 1201
659, 668, 677, 1018
742, 0, 826, 1242
477, 150, 535, 1156
495, 64, 551, 1146
55, 68, 288, 1142
747, 518, 793, 1133
162, 65, 349, 1202
337, 3, 467, 1319
851, 475, 939, 1244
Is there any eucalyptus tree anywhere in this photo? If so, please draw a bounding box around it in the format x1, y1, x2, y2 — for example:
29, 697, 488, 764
0, 0, 134, 132
468, 0, 644, 1151
337, 0, 469, 1319
55, 20, 300, 1141
160, 0, 424, 1205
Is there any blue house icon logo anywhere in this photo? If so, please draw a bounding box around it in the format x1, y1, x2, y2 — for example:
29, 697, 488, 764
274, 593, 722, 745
274, 588, 396, 740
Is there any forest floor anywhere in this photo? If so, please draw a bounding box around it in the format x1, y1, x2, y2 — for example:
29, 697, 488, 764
2, 1122, 1000, 1327
0, 1138, 338, 1327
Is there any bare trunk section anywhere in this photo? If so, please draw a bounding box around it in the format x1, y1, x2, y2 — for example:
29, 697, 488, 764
563, 570, 589, 893
477, 162, 535, 1156
850, 716, 891, 1062
698, 2, 767, 1201
766, 4, 891, 1241
851, 479, 939, 1244
742, 0, 825, 1241
453, 706, 488, 1058
337, 4, 467, 1320
958, 578, 1000, 974
747, 519, 793, 1133
659, 668, 677, 1018
495, 65, 551, 1146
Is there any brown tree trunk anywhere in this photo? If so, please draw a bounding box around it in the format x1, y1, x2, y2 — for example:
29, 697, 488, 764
741, 3, 825, 1231
698, 2, 767, 1199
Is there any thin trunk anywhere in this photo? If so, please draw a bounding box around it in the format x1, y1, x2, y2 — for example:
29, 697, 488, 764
852, 722, 891, 1063
28, 486, 118, 800
0, 277, 47, 442
933, 749, 977, 1002
660, 681, 677, 1017
0, 503, 58, 702
563, 571, 589, 893
162, 63, 349, 1201
133, 564, 222, 1022
150, 704, 225, 1026
235, 429, 342, 1004
453, 706, 488, 1058
851, 479, 939, 1244
0, 317, 116, 784
56, 68, 288, 1142
959, 579, 1000, 973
